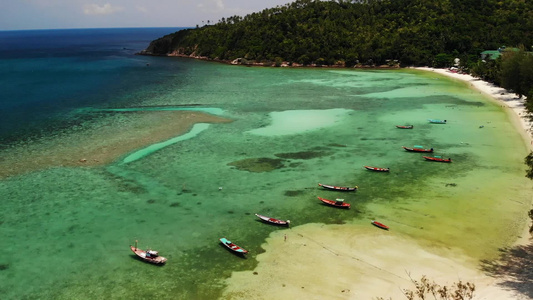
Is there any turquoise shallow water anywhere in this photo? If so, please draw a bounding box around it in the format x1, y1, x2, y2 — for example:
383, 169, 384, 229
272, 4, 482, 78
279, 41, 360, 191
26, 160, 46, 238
0, 63, 532, 299
122, 123, 212, 164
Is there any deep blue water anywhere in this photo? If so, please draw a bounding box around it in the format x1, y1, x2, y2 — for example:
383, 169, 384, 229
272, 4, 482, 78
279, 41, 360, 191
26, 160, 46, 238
0, 27, 186, 144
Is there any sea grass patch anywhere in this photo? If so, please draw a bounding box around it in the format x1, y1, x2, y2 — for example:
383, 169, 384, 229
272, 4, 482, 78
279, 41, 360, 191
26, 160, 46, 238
228, 158, 285, 172
288, 162, 303, 168
327, 143, 347, 147
284, 190, 304, 197
274, 151, 329, 160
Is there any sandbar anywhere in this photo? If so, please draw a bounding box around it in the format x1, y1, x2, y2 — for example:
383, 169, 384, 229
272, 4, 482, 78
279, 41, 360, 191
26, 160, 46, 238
246, 109, 352, 136
0, 111, 232, 179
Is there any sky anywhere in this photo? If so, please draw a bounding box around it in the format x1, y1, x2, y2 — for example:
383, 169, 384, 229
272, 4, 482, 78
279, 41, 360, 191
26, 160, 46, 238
1, 0, 294, 31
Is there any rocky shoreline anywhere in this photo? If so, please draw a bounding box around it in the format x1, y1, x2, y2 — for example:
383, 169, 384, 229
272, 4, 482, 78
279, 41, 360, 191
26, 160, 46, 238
137, 49, 401, 69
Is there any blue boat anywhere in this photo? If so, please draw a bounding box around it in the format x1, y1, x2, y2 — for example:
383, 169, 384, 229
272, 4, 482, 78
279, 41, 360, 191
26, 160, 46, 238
428, 119, 447, 124
220, 237, 248, 254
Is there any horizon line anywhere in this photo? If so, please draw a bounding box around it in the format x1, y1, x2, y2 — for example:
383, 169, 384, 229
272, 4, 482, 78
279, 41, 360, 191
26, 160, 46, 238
0, 26, 193, 33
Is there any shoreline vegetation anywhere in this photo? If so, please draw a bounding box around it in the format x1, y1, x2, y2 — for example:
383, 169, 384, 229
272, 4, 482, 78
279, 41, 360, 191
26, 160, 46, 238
137, 50, 402, 69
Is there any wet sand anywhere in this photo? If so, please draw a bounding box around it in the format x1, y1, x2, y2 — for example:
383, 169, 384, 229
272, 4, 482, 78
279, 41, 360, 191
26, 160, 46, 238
0, 111, 232, 179
223, 223, 527, 300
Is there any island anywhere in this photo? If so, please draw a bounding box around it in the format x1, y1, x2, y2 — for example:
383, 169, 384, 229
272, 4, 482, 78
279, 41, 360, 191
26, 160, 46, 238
140, 0, 533, 69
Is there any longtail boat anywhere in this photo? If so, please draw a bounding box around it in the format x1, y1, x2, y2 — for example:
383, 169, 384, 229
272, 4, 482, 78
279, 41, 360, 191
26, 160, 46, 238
371, 220, 389, 230
364, 166, 390, 172
130, 242, 167, 265
402, 146, 434, 153
318, 196, 350, 209
318, 183, 358, 192
255, 213, 290, 227
423, 156, 452, 163
396, 125, 414, 129
428, 119, 447, 124
220, 237, 248, 255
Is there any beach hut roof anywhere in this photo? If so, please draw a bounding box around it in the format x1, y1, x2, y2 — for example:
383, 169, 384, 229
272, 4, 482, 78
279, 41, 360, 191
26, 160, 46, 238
480, 50, 501, 60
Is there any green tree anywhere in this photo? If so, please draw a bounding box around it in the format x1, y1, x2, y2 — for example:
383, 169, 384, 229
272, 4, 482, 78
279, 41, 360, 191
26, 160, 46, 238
500, 50, 524, 96
142, 0, 533, 67
499, 48, 533, 99
519, 52, 533, 99
525, 152, 533, 180
434, 53, 453, 68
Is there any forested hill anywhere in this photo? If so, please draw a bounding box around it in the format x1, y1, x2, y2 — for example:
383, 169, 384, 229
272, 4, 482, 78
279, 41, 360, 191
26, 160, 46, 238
143, 0, 533, 67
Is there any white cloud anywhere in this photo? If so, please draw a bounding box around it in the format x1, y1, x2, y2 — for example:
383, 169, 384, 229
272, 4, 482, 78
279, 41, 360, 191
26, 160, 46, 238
83, 3, 123, 15
135, 5, 148, 13
197, 0, 225, 12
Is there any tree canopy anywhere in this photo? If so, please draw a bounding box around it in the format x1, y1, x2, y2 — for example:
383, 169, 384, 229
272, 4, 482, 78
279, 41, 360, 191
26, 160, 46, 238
143, 0, 533, 67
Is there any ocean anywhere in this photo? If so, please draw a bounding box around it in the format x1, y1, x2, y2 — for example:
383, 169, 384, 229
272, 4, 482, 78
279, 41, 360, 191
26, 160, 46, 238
0, 27, 185, 144
0, 28, 532, 299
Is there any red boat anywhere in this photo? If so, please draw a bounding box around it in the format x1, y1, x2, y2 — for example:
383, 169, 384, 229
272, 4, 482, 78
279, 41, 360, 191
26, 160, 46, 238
402, 146, 433, 153
318, 183, 358, 192
364, 166, 390, 172
220, 237, 248, 255
318, 197, 350, 209
130, 243, 167, 265
255, 213, 290, 227
371, 220, 389, 230
423, 156, 452, 163
396, 125, 413, 129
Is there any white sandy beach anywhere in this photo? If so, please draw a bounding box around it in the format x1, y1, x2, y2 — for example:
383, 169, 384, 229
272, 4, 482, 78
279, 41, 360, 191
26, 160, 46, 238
222, 69, 533, 300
